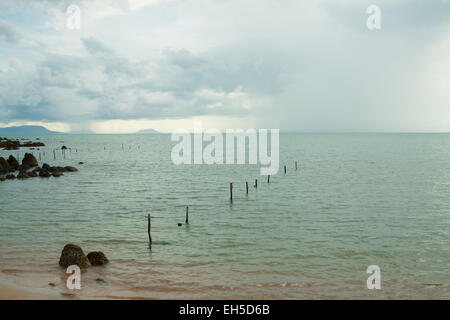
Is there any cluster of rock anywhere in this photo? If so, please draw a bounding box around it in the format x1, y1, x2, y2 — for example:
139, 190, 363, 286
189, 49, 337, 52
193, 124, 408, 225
0, 137, 45, 150
0, 153, 78, 181
59, 244, 109, 269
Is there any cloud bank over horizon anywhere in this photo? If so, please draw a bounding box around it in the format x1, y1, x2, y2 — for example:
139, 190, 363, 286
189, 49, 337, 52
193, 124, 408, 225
0, 0, 449, 133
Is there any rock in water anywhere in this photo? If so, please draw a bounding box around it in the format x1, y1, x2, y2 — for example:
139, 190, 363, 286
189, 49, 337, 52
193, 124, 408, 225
65, 166, 78, 172
52, 172, 64, 178
17, 171, 30, 179
27, 171, 38, 178
58, 244, 91, 269
7, 155, 20, 170
22, 153, 38, 167
0, 157, 12, 173
87, 252, 109, 266
39, 170, 51, 178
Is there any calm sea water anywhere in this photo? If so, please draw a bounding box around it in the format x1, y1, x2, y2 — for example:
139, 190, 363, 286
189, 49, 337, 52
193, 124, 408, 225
0, 133, 449, 299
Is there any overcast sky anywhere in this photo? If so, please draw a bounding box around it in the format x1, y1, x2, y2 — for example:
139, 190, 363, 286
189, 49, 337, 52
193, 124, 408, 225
0, 0, 449, 133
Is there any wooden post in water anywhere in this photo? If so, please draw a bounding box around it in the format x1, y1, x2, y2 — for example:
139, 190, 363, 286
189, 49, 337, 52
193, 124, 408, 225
185, 206, 189, 224
268, 175, 270, 183
295, 161, 298, 171
230, 183, 233, 201
246, 181, 249, 195
53, 149, 56, 160
63, 149, 66, 159
147, 214, 152, 249
255, 179, 258, 188
284, 165, 286, 175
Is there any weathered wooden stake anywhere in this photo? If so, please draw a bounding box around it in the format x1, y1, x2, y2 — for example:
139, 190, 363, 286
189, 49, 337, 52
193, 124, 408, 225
268, 175, 270, 183
39, 153, 41, 161
284, 165, 286, 174
230, 183, 233, 201
246, 181, 249, 194
53, 150, 56, 160
295, 161, 298, 171
255, 179, 258, 188
147, 214, 152, 249
185, 206, 189, 224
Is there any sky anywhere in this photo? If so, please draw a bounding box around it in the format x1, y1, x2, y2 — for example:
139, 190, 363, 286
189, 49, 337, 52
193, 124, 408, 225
0, 0, 449, 133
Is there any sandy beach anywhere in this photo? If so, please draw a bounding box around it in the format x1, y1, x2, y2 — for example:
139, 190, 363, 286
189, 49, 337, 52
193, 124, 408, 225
0, 285, 59, 300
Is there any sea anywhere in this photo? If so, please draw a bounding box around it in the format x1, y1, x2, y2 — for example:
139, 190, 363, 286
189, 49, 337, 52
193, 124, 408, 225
0, 133, 449, 299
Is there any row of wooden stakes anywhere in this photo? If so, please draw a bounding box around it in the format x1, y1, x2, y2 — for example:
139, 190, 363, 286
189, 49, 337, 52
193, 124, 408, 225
146, 160, 299, 250
229, 160, 298, 201
147, 206, 189, 249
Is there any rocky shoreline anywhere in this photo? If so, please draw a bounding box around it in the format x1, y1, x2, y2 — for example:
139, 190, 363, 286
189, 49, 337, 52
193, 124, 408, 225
0, 137, 45, 150
0, 153, 79, 181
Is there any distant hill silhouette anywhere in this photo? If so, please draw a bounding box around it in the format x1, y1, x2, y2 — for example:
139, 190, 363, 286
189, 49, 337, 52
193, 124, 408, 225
0, 125, 61, 135
136, 129, 160, 134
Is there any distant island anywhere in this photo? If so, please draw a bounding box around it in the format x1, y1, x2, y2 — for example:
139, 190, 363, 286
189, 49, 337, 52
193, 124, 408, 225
0, 125, 61, 135
0, 125, 162, 135
136, 129, 160, 134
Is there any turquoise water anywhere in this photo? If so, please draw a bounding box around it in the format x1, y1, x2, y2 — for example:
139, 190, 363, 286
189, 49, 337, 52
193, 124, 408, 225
0, 133, 449, 299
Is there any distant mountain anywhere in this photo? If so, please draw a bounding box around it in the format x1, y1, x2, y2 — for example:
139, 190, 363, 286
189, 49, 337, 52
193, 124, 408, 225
0, 125, 61, 135
136, 128, 160, 134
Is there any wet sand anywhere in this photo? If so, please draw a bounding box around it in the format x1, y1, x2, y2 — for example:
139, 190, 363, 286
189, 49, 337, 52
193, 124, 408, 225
0, 285, 59, 300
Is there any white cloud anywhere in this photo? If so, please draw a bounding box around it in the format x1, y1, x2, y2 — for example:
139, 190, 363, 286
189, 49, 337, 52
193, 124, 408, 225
0, 0, 449, 132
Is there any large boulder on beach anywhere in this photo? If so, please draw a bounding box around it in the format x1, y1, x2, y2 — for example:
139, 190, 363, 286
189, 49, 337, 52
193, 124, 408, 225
22, 153, 38, 167
7, 155, 20, 171
58, 244, 91, 269
87, 251, 109, 266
